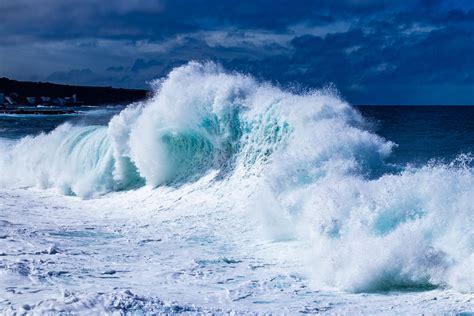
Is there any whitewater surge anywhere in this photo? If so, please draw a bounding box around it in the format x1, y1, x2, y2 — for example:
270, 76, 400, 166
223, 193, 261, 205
0, 62, 389, 195
0, 62, 473, 294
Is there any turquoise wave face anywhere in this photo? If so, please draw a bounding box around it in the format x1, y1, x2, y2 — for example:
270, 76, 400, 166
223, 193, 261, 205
0, 100, 294, 197
0, 124, 116, 197
55, 126, 115, 195
155, 128, 216, 184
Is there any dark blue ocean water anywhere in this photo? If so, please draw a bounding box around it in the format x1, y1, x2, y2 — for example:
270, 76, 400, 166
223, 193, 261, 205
1, 106, 473, 166
0, 107, 123, 139
358, 106, 474, 165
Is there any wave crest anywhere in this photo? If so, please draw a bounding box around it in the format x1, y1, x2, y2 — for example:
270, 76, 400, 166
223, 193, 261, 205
0, 62, 472, 293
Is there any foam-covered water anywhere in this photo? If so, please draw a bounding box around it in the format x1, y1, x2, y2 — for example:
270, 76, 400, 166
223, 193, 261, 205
0, 62, 473, 313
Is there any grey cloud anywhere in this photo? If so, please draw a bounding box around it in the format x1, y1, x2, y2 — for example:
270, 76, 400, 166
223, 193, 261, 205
1, 0, 473, 104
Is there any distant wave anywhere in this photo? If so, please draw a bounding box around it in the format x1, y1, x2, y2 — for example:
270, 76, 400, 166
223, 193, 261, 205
0, 62, 472, 293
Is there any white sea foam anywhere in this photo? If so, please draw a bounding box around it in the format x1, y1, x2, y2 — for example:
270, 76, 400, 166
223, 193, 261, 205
0, 62, 472, 295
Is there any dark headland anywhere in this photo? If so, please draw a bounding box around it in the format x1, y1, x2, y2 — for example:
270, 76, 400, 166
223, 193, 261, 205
0, 77, 149, 114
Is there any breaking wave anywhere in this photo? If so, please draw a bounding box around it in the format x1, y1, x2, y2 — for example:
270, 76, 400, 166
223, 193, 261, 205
0, 62, 472, 293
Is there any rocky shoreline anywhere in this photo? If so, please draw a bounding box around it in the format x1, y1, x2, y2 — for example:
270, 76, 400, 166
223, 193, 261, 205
0, 77, 149, 108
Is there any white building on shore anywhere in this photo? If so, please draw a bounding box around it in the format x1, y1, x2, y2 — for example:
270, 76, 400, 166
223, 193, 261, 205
26, 97, 36, 105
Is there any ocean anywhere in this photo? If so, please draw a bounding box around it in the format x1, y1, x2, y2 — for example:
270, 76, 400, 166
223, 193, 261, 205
0, 62, 473, 314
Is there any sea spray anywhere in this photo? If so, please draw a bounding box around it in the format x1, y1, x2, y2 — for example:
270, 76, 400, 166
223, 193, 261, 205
127, 63, 250, 186
0, 62, 294, 195
259, 164, 473, 292
0, 62, 472, 293
0, 123, 114, 197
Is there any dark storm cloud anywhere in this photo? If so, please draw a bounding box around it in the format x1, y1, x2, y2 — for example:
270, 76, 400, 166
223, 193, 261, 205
3, 0, 470, 40
0, 0, 473, 104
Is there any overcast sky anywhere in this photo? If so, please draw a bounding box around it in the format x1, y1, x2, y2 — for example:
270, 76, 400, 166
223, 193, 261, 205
1, 0, 473, 104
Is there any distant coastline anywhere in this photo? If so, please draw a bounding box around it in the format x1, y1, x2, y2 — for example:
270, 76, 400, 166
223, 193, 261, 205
0, 77, 149, 108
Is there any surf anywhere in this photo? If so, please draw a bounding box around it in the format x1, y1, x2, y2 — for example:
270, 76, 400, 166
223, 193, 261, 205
0, 62, 472, 293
